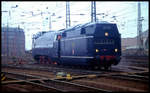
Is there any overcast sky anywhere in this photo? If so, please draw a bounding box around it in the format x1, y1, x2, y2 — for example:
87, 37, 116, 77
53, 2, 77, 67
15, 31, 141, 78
1, 1, 149, 50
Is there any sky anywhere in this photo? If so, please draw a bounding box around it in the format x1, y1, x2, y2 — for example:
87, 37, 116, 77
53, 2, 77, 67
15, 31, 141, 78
1, 1, 149, 50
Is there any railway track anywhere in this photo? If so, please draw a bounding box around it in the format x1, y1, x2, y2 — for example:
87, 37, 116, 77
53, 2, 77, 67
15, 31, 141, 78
2, 64, 148, 78
2, 71, 109, 92
2, 79, 61, 92
2, 65, 149, 92
2, 64, 149, 83
2, 67, 148, 84
2, 64, 106, 76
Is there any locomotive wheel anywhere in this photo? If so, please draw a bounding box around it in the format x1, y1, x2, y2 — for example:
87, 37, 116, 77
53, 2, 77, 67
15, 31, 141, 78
90, 65, 99, 70
104, 65, 111, 70
94, 66, 99, 70
104, 66, 109, 70
37, 58, 41, 64
98, 66, 102, 70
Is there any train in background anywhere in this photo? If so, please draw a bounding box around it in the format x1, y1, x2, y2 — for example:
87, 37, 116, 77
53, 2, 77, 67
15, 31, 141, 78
32, 21, 121, 70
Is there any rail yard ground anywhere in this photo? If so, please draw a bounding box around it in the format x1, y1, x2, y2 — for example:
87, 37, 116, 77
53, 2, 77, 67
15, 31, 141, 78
1, 53, 149, 92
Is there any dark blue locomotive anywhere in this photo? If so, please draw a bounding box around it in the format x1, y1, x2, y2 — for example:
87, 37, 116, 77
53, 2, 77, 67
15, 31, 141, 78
32, 21, 121, 70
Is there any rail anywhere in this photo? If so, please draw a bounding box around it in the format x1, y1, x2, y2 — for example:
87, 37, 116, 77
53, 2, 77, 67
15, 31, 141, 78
2, 71, 111, 92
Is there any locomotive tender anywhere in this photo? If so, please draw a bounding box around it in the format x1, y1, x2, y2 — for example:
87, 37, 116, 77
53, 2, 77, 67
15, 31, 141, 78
32, 21, 121, 70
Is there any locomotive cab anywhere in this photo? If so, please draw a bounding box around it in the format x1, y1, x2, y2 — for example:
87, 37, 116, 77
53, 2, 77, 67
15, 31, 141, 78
86, 22, 121, 69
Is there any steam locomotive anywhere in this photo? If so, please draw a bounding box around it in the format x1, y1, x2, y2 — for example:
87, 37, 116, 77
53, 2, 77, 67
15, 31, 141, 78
32, 21, 121, 70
